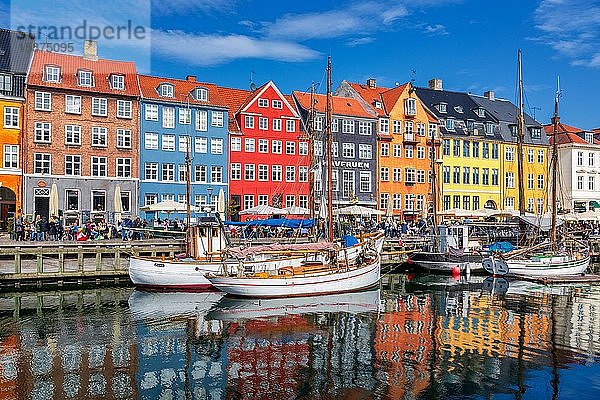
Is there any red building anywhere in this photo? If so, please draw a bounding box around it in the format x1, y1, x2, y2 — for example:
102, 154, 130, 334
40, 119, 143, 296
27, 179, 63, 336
218, 81, 309, 220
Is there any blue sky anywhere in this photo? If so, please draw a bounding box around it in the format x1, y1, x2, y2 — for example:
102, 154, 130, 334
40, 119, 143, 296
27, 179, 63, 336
3, 0, 600, 129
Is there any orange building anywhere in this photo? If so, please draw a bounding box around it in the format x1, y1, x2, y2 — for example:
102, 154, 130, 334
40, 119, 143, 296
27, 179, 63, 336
337, 79, 440, 220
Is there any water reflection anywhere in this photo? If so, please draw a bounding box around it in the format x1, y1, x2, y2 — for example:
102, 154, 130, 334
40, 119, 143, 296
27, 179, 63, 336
0, 276, 599, 399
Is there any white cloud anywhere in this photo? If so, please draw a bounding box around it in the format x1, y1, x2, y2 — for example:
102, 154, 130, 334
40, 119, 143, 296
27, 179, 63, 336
534, 0, 600, 67
151, 29, 321, 66
346, 37, 375, 47
424, 24, 448, 35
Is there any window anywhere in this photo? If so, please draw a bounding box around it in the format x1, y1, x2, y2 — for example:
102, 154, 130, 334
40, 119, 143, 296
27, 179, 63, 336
492, 143, 499, 159
531, 127, 542, 139
286, 119, 296, 132
342, 143, 355, 158
438, 102, 447, 113
482, 169, 489, 185
212, 111, 224, 127
66, 190, 79, 211
442, 166, 450, 184
392, 120, 402, 134
179, 108, 191, 125
393, 168, 402, 182
286, 166, 296, 182
45, 66, 60, 82
229, 137, 241, 152
476, 108, 485, 118
405, 145, 414, 158
453, 140, 460, 157
443, 195, 451, 211
428, 123, 438, 138
3, 145, 17, 168
178, 136, 190, 152
527, 149, 534, 163
258, 98, 268, 107
257, 164, 269, 181
35, 92, 51, 111
299, 142, 309, 155
485, 122, 494, 135
505, 197, 515, 209
405, 168, 416, 183
482, 142, 489, 159
463, 167, 470, 184
359, 144, 372, 159
259, 117, 268, 130
272, 165, 282, 181
3, 107, 18, 128
91, 156, 107, 177
244, 195, 254, 210
417, 170, 426, 183
285, 195, 295, 208
272, 140, 282, 154
211, 166, 223, 183
231, 163, 241, 180
380, 193, 390, 210
34, 122, 51, 143
405, 121, 414, 138
159, 84, 174, 97
537, 198, 544, 214
116, 158, 131, 177
178, 165, 186, 182
472, 167, 479, 185
244, 116, 255, 129
65, 125, 81, 145
405, 194, 415, 210
577, 175, 584, 190
163, 134, 176, 151
463, 196, 471, 211
34, 153, 51, 174
272, 118, 282, 131
585, 132, 594, 144
415, 146, 424, 159
342, 120, 354, 134
145, 194, 157, 205
211, 138, 223, 154
538, 150, 544, 163
272, 100, 283, 109
590, 153, 595, 167
446, 118, 455, 131
453, 167, 460, 184
111, 75, 125, 90
65, 95, 81, 114
117, 100, 132, 118
0, 74, 11, 92
332, 118, 339, 132
380, 118, 389, 134
443, 139, 450, 156
405, 98, 416, 115
78, 70, 93, 87
505, 147, 515, 161
91, 127, 107, 147
245, 164, 255, 180
286, 141, 296, 155
195, 110, 208, 131
193, 137, 206, 153
145, 104, 158, 121
462, 141, 470, 157
528, 173, 534, 189
417, 123, 426, 136
393, 144, 402, 158
341, 170, 355, 197
510, 125, 518, 137
473, 196, 480, 210
588, 176, 594, 191
577, 151, 584, 166
538, 174, 544, 189
90, 97, 107, 116
145, 163, 158, 180
245, 138, 255, 152
380, 143, 389, 157
472, 141, 479, 158
163, 107, 175, 128
299, 166, 308, 182
194, 165, 207, 182
92, 191, 106, 212
299, 195, 308, 209
492, 169, 499, 185
117, 129, 131, 148
358, 121, 372, 135
506, 172, 515, 188
357, 171, 370, 192
380, 167, 389, 182
162, 163, 175, 181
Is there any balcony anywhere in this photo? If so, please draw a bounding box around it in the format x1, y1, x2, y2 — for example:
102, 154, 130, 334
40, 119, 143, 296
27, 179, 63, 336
403, 133, 418, 144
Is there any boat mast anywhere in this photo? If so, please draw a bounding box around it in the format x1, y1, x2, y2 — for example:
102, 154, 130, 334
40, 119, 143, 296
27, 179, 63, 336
517, 49, 526, 216
326, 57, 334, 241
550, 77, 560, 248
429, 109, 439, 249
185, 98, 192, 256
308, 82, 316, 222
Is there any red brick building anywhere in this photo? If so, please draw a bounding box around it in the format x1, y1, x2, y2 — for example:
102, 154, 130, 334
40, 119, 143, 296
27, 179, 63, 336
23, 42, 140, 223
218, 81, 309, 220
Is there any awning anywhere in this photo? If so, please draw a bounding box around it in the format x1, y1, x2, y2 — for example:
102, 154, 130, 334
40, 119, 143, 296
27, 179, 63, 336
590, 200, 600, 209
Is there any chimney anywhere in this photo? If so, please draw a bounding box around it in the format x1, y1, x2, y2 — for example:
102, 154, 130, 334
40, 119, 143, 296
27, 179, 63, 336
83, 40, 98, 61
428, 78, 443, 91
186, 75, 197, 82
484, 90, 495, 101
366, 78, 376, 89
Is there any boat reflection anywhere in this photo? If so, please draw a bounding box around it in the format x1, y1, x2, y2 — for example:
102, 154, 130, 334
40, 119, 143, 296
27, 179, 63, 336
128, 289, 225, 322
207, 288, 381, 321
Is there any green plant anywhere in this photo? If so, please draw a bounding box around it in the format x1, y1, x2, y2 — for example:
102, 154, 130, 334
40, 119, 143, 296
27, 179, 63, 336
7, 217, 14, 234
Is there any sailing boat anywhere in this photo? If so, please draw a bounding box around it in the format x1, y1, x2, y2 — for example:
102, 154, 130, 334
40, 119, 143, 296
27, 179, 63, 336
205, 57, 384, 298
482, 51, 590, 277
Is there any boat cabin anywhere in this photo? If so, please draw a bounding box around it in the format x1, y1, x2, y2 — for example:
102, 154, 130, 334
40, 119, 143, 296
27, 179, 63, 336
438, 224, 470, 254
190, 217, 227, 259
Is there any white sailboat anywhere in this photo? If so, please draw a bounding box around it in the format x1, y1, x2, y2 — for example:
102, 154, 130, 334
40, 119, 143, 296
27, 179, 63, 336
205, 57, 384, 298
483, 51, 590, 277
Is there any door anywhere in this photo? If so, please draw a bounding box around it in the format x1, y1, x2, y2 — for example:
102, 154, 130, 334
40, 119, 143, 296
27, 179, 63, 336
35, 197, 50, 219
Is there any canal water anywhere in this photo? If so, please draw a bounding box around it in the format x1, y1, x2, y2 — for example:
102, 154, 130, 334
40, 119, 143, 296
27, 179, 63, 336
1, 274, 599, 399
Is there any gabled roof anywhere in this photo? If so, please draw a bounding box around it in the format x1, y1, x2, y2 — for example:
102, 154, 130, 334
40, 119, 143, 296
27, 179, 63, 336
216, 86, 253, 133
0, 29, 35, 74
138, 75, 226, 108
239, 80, 300, 118
415, 87, 489, 122
292, 91, 376, 119
27, 50, 139, 97
544, 121, 600, 145
347, 82, 390, 116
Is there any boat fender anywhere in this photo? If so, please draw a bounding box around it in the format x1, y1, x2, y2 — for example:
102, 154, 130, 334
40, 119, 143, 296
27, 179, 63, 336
452, 266, 460, 277
195, 267, 199, 271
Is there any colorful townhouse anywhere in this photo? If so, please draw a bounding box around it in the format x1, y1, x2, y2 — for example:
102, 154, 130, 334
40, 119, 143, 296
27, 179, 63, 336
138, 74, 229, 215
545, 120, 600, 213
416, 79, 547, 213
0, 29, 35, 227
336, 79, 440, 220
293, 90, 378, 209
23, 41, 140, 224
218, 81, 309, 220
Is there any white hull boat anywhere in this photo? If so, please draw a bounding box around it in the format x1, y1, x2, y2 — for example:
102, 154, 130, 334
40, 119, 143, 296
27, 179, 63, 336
206, 254, 381, 298
483, 253, 590, 277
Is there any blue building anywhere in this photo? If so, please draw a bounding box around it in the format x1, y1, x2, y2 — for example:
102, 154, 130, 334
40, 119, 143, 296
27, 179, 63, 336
138, 74, 228, 220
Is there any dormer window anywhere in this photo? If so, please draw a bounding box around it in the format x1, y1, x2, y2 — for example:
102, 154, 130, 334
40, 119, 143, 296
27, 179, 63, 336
485, 122, 494, 135
454, 105, 463, 113
585, 132, 594, 144
438, 103, 447, 113
476, 108, 485, 118
78, 70, 93, 87
446, 118, 455, 131
373, 100, 382, 109
405, 98, 417, 116
111, 75, 125, 90
195, 87, 208, 102
510, 125, 518, 137
531, 127, 541, 139
258, 98, 268, 107
159, 84, 174, 98
44, 65, 60, 83
466, 120, 475, 132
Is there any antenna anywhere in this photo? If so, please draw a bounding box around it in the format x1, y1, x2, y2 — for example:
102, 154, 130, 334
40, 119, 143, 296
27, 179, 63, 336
411, 69, 417, 84
556, 75, 562, 101
531, 106, 541, 121
250, 71, 256, 91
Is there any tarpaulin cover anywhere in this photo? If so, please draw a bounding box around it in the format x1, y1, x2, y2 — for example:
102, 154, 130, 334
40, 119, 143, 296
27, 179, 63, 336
342, 235, 359, 248
486, 241, 515, 253
224, 218, 315, 228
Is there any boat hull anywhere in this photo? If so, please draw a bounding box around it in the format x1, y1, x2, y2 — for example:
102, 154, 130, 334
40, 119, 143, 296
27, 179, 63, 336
207, 256, 381, 298
505, 254, 590, 277
410, 252, 483, 273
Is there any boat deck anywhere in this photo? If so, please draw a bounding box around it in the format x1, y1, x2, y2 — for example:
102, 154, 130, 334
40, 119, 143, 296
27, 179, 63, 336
508, 274, 600, 284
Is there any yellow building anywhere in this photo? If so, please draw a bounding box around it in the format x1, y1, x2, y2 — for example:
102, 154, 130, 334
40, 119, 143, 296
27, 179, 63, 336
416, 81, 549, 213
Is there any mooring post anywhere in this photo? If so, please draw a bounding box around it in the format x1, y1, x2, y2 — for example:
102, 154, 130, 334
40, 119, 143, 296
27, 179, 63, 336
58, 246, 64, 273
14, 248, 21, 274
95, 246, 102, 271
77, 246, 84, 272
36, 254, 43, 274
114, 250, 121, 270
